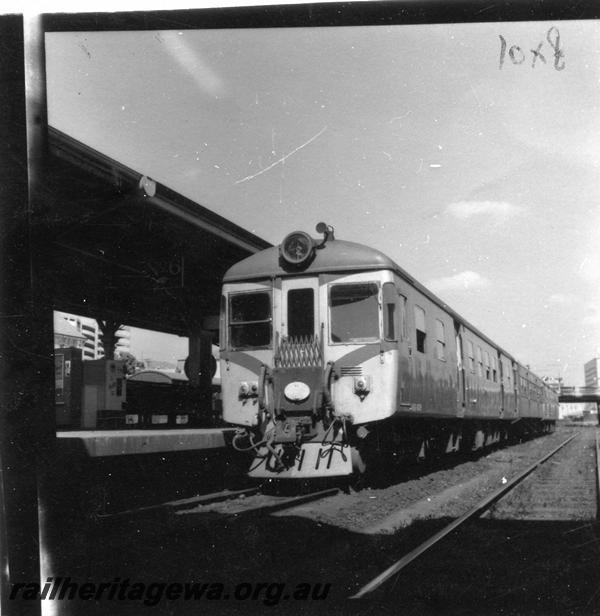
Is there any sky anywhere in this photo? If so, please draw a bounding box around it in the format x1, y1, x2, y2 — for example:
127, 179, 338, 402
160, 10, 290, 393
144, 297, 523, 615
44, 16, 600, 385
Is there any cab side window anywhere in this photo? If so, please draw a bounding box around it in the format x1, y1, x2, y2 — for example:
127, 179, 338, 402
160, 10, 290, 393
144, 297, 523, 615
383, 283, 397, 341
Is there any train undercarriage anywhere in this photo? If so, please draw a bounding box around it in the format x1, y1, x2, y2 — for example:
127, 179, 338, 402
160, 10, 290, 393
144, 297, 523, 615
232, 414, 556, 483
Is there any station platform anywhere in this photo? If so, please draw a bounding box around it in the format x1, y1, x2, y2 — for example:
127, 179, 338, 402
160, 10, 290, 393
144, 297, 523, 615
57, 427, 235, 457
52, 428, 246, 515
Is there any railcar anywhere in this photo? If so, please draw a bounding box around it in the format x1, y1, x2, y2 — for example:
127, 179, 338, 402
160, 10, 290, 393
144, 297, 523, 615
124, 353, 221, 428
219, 223, 558, 479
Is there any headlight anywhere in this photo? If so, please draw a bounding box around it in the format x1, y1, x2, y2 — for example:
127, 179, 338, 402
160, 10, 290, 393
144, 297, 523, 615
354, 376, 371, 394
239, 381, 258, 398
280, 231, 314, 266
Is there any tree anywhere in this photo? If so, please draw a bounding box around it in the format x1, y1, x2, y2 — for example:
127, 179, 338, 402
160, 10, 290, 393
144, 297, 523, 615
115, 351, 138, 376
96, 318, 122, 360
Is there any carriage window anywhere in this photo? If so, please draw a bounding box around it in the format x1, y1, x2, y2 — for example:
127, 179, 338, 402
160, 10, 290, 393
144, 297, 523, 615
477, 346, 483, 377
330, 283, 379, 343
492, 356, 498, 382
484, 351, 490, 380
467, 340, 474, 372
415, 306, 426, 353
435, 319, 446, 360
229, 291, 272, 349
288, 288, 314, 339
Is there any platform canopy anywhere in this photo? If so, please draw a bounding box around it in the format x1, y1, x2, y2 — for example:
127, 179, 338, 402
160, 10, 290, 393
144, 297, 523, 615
44, 126, 271, 337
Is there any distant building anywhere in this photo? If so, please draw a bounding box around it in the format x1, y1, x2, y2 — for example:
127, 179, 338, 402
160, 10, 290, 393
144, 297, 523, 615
53, 314, 86, 350
115, 326, 131, 356
583, 358, 600, 415
584, 358, 600, 388
54, 311, 104, 360
559, 402, 588, 419
81, 319, 104, 360
541, 373, 597, 419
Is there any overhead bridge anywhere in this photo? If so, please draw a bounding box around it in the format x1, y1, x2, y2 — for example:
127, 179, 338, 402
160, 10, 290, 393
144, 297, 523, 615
558, 387, 600, 404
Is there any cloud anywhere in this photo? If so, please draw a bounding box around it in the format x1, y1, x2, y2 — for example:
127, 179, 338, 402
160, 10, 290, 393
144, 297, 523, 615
548, 293, 579, 306
445, 200, 523, 222
583, 314, 600, 326
582, 303, 600, 326
427, 271, 491, 294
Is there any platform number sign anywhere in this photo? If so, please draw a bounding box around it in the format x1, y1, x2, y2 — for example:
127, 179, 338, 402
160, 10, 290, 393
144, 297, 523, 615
142, 255, 184, 290
55, 354, 64, 404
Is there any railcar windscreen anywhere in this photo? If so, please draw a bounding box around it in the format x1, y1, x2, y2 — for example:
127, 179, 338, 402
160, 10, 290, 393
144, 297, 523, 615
229, 291, 272, 350
330, 283, 379, 343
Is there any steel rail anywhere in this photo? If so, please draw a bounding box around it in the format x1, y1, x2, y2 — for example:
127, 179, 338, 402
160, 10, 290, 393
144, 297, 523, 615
350, 433, 579, 599
215, 487, 341, 518
96, 486, 261, 520
97, 484, 340, 522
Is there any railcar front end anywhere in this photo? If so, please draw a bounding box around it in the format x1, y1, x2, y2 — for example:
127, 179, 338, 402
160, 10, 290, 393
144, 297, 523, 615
220, 226, 399, 479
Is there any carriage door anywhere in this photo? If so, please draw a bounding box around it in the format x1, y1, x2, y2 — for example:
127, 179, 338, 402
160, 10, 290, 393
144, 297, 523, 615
513, 365, 519, 417
498, 353, 505, 418
454, 321, 466, 417
278, 278, 322, 404
281, 278, 319, 344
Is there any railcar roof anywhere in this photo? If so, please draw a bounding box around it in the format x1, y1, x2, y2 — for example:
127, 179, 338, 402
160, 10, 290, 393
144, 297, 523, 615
223, 239, 396, 282
222, 236, 553, 389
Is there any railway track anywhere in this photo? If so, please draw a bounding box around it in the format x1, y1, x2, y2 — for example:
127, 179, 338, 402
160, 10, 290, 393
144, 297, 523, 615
84, 428, 597, 614
97, 484, 341, 523
350, 432, 587, 599
485, 429, 597, 521
173, 486, 341, 521
94, 486, 260, 521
